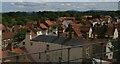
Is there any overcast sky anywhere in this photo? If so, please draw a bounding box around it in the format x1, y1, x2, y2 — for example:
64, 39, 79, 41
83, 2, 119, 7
1, 0, 119, 12
1, 0, 120, 2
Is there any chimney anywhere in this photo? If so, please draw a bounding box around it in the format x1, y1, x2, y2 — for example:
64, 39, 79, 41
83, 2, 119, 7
26, 30, 31, 40
37, 19, 41, 26
30, 32, 32, 40
45, 29, 49, 35
57, 26, 63, 38
68, 24, 73, 39
46, 32, 48, 35
69, 30, 72, 39
55, 28, 58, 35
58, 27, 60, 38
113, 28, 118, 39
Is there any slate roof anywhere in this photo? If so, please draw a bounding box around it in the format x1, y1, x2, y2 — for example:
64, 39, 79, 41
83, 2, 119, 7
32, 35, 85, 46
32, 35, 57, 42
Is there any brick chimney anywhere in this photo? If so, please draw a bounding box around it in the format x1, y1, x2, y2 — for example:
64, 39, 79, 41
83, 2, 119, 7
58, 26, 63, 38
68, 24, 73, 39
65, 24, 73, 39
37, 19, 41, 26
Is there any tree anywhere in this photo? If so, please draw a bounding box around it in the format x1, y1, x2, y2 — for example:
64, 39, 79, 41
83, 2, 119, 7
13, 28, 28, 44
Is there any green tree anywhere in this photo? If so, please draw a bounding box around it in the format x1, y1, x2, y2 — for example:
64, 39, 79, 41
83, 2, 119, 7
13, 28, 28, 43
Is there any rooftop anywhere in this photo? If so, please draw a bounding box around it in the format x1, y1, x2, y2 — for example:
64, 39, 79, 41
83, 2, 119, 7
39, 23, 48, 29
45, 20, 54, 26
2, 31, 15, 40
31, 35, 109, 46
32, 35, 86, 46
0, 24, 5, 30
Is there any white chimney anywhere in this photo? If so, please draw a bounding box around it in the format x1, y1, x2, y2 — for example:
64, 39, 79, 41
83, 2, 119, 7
46, 31, 48, 35
30, 32, 32, 40
113, 28, 118, 39
88, 27, 92, 38
55, 28, 58, 35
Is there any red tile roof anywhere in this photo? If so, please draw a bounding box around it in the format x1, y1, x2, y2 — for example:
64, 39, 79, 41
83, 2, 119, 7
20, 25, 26, 29
0, 24, 6, 30
72, 24, 83, 37
58, 17, 75, 22
105, 15, 111, 18
13, 25, 20, 31
2, 31, 15, 40
40, 23, 48, 29
0, 50, 8, 58
84, 15, 92, 18
61, 25, 66, 29
13, 25, 27, 32
0, 48, 30, 62
27, 22, 37, 25
12, 48, 24, 54
0, 48, 24, 57
45, 20, 54, 26
26, 22, 37, 27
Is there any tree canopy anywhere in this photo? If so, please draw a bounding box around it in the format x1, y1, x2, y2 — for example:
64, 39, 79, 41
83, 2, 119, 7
2, 11, 120, 27
13, 28, 28, 43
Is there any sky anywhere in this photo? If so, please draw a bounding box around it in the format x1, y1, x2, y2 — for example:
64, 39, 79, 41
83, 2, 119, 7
1, 0, 119, 12
1, 0, 120, 2
2, 2, 118, 12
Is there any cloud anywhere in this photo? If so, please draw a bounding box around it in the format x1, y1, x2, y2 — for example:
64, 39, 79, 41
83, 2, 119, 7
61, 3, 71, 6
1, 0, 119, 2
10, 2, 44, 7
82, 3, 96, 6
66, 3, 71, 6
2, 0, 45, 2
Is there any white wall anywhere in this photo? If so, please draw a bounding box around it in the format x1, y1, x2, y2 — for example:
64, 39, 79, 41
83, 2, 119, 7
37, 31, 43, 36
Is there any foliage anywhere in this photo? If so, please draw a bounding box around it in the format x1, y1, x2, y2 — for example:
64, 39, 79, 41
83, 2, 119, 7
2, 11, 120, 27
13, 28, 28, 43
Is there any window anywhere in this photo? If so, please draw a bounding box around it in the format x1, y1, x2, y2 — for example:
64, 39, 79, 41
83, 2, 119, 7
46, 44, 50, 50
31, 42, 33, 46
23, 42, 25, 45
